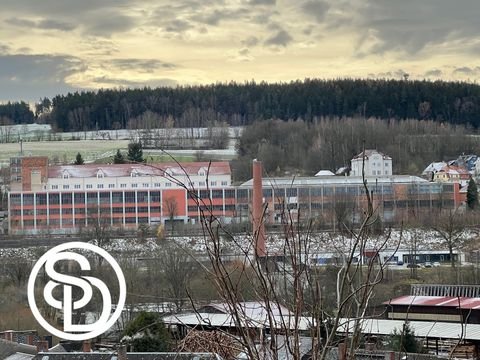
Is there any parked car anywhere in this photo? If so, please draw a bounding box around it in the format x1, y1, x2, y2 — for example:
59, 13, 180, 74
433, 261, 441, 267
407, 263, 421, 268
424, 262, 432, 268
397, 260, 404, 266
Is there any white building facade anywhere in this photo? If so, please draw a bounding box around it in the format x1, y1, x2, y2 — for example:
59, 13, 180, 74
351, 150, 392, 177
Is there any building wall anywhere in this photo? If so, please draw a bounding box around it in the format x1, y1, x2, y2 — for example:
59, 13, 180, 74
351, 152, 392, 177
9, 188, 236, 234
7, 159, 459, 235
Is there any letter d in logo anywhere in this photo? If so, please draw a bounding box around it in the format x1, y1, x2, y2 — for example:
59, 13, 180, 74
28, 242, 126, 341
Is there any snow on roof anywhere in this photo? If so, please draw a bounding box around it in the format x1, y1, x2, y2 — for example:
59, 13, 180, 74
48, 162, 231, 179
338, 318, 480, 341
164, 301, 310, 331
200, 301, 293, 317
239, 175, 428, 187
422, 161, 447, 175
352, 149, 391, 160
437, 165, 470, 176
162, 311, 312, 331
315, 170, 335, 176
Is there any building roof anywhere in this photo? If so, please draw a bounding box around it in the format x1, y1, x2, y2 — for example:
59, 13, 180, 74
314, 170, 335, 176
163, 312, 311, 331
48, 162, 231, 179
422, 162, 447, 175
338, 318, 480, 341
437, 165, 470, 176
352, 150, 391, 160
384, 295, 480, 309
163, 302, 312, 331
198, 301, 293, 317
33, 352, 222, 360
0, 339, 37, 359
239, 175, 428, 187
4, 353, 34, 360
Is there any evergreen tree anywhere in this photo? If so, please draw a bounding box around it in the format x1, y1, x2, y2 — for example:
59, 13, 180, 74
74, 152, 84, 165
387, 322, 422, 353
124, 312, 171, 352
467, 177, 479, 210
113, 149, 125, 164
127, 142, 144, 163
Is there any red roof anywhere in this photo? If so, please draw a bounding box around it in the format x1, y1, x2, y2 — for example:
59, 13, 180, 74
48, 161, 231, 179
384, 295, 480, 309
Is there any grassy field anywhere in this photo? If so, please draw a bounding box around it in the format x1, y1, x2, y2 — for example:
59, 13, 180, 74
0, 140, 130, 165
0, 140, 235, 166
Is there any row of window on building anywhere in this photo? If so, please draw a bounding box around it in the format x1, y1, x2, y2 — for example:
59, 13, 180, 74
50, 180, 229, 190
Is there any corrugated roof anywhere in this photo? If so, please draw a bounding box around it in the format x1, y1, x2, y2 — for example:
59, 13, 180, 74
239, 175, 428, 187
338, 318, 480, 341
5, 353, 34, 360
162, 312, 312, 331
200, 301, 293, 317
48, 162, 231, 179
384, 295, 480, 309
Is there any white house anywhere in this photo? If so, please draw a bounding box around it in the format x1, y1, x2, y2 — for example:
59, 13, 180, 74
350, 150, 392, 177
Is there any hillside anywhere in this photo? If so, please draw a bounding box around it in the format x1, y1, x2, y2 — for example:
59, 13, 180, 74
2, 79, 480, 131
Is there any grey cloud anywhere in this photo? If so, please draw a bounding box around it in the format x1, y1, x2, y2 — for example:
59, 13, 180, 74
244, 0, 276, 5
264, 29, 293, 47
302, 0, 330, 22
0, 43, 11, 53
91, 76, 178, 88
424, 69, 443, 77
164, 19, 193, 33
367, 69, 411, 79
192, 8, 250, 27
452, 67, 478, 75
349, 0, 480, 55
0, 54, 84, 101
83, 12, 137, 36
303, 26, 313, 35
242, 36, 259, 47
1, 1, 139, 36
110, 59, 176, 73
6, 17, 75, 31
0, 0, 133, 17
38, 19, 76, 31
5, 18, 36, 27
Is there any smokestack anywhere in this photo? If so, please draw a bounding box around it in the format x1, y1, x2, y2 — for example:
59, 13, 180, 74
82, 340, 92, 353
253, 159, 266, 258
36, 340, 49, 353
117, 344, 128, 360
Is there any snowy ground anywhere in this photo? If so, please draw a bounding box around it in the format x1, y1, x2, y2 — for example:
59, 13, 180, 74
1, 229, 478, 261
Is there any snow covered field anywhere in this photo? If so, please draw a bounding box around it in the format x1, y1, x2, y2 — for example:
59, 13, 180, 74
1, 229, 478, 261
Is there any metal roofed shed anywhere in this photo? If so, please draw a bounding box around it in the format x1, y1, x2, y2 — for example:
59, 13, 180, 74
338, 318, 480, 342
162, 301, 313, 341
238, 175, 429, 187
384, 295, 480, 309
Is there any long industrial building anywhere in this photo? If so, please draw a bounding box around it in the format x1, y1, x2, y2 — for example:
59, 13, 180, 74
7, 156, 460, 235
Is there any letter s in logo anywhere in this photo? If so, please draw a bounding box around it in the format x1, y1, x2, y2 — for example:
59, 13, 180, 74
28, 242, 126, 341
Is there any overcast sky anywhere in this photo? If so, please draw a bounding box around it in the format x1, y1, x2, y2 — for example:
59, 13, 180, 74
1, 0, 480, 101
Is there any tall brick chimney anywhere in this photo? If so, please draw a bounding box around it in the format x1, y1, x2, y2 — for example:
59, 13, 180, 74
35, 340, 49, 353
253, 159, 266, 258
82, 340, 92, 353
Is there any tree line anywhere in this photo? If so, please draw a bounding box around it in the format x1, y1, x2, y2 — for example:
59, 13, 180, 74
232, 117, 480, 182
2, 78, 480, 131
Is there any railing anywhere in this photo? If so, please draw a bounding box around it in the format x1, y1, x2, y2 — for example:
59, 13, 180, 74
411, 284, 480, 297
